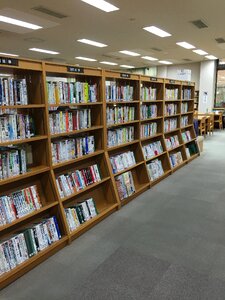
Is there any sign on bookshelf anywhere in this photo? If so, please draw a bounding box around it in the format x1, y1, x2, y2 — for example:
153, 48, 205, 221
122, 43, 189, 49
169, 80, 176, 84
67, 66, 84, 73
150, 77, 158, 82
120, 73, 131, 79
0, 57, 18, 66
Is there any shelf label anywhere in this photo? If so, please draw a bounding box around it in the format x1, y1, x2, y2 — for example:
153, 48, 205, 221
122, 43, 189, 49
150, 77, 157, 81
0, 57, 18, 66
120, 73, 130, 78
67, 66, 84, 73
169, 80, 176, 84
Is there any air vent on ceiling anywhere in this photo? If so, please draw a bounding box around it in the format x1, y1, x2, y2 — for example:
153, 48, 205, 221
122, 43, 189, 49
215, 38, 225, 44
32, 6, 68, 19
183, 58, 192, 62
191, 19, 208, 29
151, 47, 162, 52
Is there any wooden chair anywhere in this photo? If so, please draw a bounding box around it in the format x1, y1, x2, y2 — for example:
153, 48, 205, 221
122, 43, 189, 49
198, 116, 206, 136
214, 112, 223, 130
207, 113, 214, 135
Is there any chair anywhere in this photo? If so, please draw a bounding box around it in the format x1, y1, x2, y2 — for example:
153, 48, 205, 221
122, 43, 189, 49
207, 113, 214, 135
214, 112, 223, 130
198, 117, 206, 136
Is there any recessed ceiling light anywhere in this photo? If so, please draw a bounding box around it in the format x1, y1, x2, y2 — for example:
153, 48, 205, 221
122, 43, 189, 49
81, 0, 119, 12
176, 42, 195, 49
77, 38, 107, 47
75, 56, 97, 61
100, 61, 118, 65
143, 26, 171, 37
29, 48, 59, 54
0, 52, 19, 57
0, 15, 42, 30
159, 60, 173, 65
205, 55, 217, 60
119, 50, 140, 56
193, 49, 208, 55
141, 56, 158, 61
120, 65, 135, 69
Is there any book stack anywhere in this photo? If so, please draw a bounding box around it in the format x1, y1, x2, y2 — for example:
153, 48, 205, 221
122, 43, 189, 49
186, 143, 198, 157
182, 88, 192, 99
140, 105, 157, 120
140, 122, 157, 138
51, 135, 95, 164
106, 106, 135, 125
105, 81, 134, 101
107, 126, 134, 147
65, 198, 98, 232
165, 88, 179, 100
165, 135, 180, 150
180, 116, 189, 127
146, 159, 164, 181
49, 109, 91, 134
110, 151, 136, 174
165, 103, 177, 116
142, 141, 163, 160
169, 151, 183, 167
164, 118, 177, 132
0, 147, 27, 180
0, 185, 41, 225
181, 102, 188, 113
181, 130, 192, 142
0, 112, 35, 142
46, 78, 97, 104
115, 171, 135, 200
0, 216, 61, 276
0, 77, 28, 106
141, 86, 157, 101
56, 164, 101, 198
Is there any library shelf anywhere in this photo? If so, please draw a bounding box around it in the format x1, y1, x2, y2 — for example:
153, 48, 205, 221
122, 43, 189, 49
50, 125, 104, 139
164, 128, 180, 134
181, 111, 193, 115
145, 151, 168, 163
107, 120, 139, 128
183, 138, 197, 145
0, 135, 48, 146
167, 144, 183, 152
180, 124, 194, 130
0, 104, 46, 109
164, 114, 180, 118
140, 133, 163, 142
107, 139, 139, 151
164, 99, 181, 102
149, 170, 171, 187
48, 102, 102, 108
106, 100, 140, 104
141, 100, 164, 103
112, 161, 145, 177
140, 116, 163, 122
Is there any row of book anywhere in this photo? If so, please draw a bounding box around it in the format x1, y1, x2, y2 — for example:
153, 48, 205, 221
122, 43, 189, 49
0, 147, 27, 180
181, 130, 192, 143
46, 79, 98, 104
51, 135, 95, 164
147, 159, 164, 181
110, 151, 136, 174
164, 103, 178, 116
107, 126, 134, 147
105, 81, 134, 101
141, 86, 157, 101
165, 88, 179, 100
142, 140, 163, 160
169, 151, 183, 168
0, 77, 28, 106
165, 135, 180, 150
49, 109, 91, 135
56, 164, 101, 198
65, 198, 98, 232
140, 104, 157, 120
0, 216, 61, 276
0, 185, 41, 226
115, 171, 135, 200
182, 88, 192, 100
180, 116, 189, 127
106, 106, 135, 125
0, 113, 35, 142
140, 122, 157, 138
185, 143, 198, 157
164, 118, 177, 132
181, 103, 188, 113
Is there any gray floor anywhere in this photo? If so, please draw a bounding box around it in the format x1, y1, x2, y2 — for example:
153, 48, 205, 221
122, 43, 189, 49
1, 131, 225, 299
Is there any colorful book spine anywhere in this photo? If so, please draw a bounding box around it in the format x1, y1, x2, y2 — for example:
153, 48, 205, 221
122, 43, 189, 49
107, 126, 134, 147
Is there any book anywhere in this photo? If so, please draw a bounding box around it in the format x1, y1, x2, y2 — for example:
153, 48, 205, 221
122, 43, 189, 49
146, 159, 164, 181
140, 104, 157, 120
115, 171, 135, 200
107, 126, 134, 147
106, 106, 135, 125
142, 141, 163, 160
140, 122, 157, 138
105, 81, 134, 102
110, 151, 136, 174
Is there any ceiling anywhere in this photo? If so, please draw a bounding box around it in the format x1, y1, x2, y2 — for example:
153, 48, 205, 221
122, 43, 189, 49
0, 0, 225, 70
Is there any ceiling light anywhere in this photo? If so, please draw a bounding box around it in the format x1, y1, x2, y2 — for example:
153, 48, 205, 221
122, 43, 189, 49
100, 61, 118, 65
142, 56, 158, 61
159, 60, 173, 65
119, 50, 140, 56
29, 48, 59, 54
205, 55, 217, 60
120, 65, 135, 69
75, 56, 97, 61
81, 0, 119, 12
0, 15, 42, 30
0, 52, 19, 57
176, 42, 195, 49
193, 49, 208, 55
143, 26, 171, 37
77, 38, 107, 47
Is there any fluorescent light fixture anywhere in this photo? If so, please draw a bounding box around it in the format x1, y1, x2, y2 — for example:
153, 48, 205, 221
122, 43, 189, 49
75, 56, 97, 61
0, 15, 42, 30
143, 26, 171, 37
100, 61, 118, 65
77, 38, 107, 47
142, 56, 158, 61
0, 73, 12, 77
0, 52, 19, 57
176, 41, 195, 49
81, 0, 119, 12
120, 65, 135, 69
29, 48, 59, 55
193, 49, 208, 55
159, 60, 173, 65
205, 55, 217, 60
119, 50, 140, 56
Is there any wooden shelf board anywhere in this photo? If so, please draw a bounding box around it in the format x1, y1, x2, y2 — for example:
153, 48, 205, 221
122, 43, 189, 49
106, 101, 139, 104
48, 102, 102, 107
145, 151, 167, 162
113, 161, 145, 177
164, 99, 180, 102
0, 135, 48, 146
167, 144, 183, 152
183, 138, 196, 145
106, 99, 139, 102
171, 161, 187, 172
121, 183, 150, 206
107, 140, 139, 151
140, 116, 163, 122
186, 153, 199, 162
0, 104, 45, 109
164, 128, 179, 134
107, 120, 139, 128
181, 124, 193, 129
149, 170, 171, 186
50, 126, 103, 138
141, 100, 163, 103
140, 133, 163, 142
181, 111, 193, 115
164, 114, 180, 118
182, 99, 194, 101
